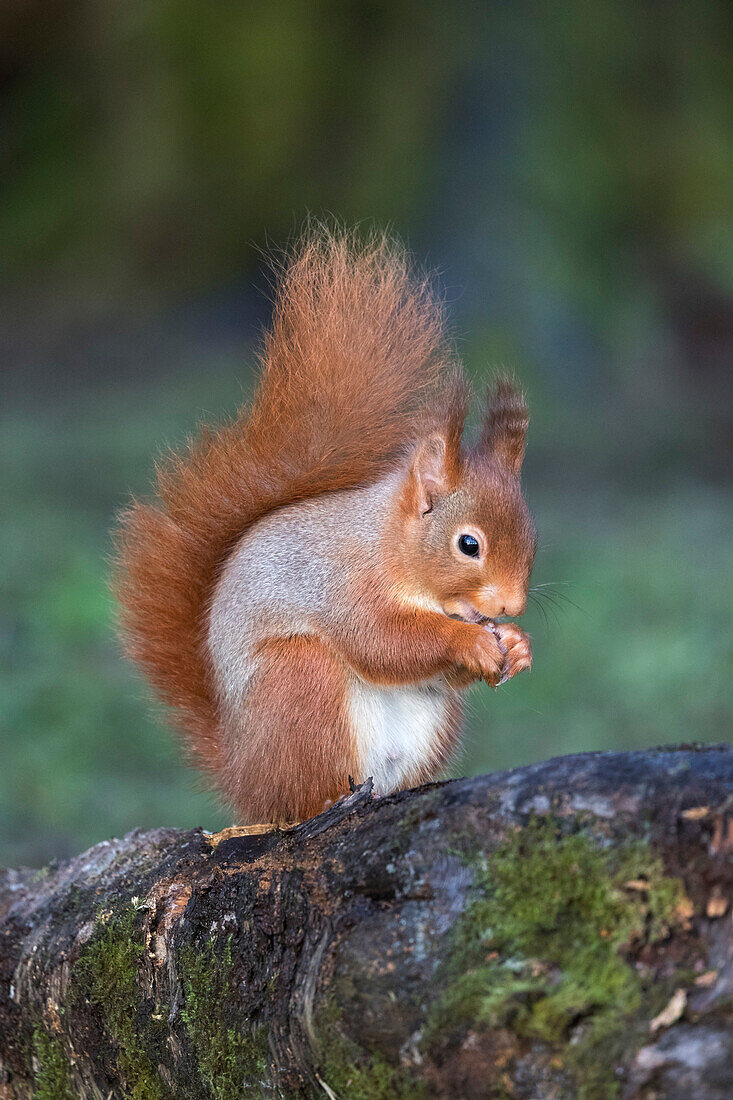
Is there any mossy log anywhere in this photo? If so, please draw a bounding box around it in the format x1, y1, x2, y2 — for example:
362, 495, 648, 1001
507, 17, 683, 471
1, 746, 732, 1100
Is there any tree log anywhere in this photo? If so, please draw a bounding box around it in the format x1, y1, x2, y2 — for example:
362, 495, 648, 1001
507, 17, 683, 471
1, 746, 732, 1100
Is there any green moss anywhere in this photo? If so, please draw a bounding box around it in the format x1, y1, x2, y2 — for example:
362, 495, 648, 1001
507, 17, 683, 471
314, 999, 429, 1100
179, 935, 272, 1100
71, 906, 168, 1100
32, 1028, 76, 1100
426, 818, 689, 1100
71, 909, 278, 1098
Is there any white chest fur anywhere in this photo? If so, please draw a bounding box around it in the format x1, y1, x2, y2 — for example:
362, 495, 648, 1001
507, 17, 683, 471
347, 677, 450, 795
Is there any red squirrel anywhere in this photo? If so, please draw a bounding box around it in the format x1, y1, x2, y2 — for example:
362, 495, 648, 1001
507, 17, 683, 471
115, 227, 536, 824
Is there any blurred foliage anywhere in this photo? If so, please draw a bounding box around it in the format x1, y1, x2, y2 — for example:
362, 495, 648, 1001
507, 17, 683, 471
3, 2, 732, 317
1, 0, 731, 864
1, 0, 471, 304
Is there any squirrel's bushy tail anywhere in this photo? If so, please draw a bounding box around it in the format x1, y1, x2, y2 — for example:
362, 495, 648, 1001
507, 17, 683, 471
114, 226, 466, 769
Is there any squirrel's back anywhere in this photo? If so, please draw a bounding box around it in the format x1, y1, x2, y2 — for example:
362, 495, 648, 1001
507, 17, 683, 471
114, 226, 465, 772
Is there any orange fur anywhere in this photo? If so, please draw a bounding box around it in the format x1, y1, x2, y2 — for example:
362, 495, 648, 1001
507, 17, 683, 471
114, 226, 464, 775
221, 635, 354, 823
480, 378, 529, 475
325, 585, 508, 688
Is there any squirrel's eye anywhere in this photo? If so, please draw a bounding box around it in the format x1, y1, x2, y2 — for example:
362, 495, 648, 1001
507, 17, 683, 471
458, 533, 480, 557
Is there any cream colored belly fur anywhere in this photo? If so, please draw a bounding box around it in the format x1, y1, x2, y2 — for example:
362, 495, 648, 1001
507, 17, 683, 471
347, 677, 451, 795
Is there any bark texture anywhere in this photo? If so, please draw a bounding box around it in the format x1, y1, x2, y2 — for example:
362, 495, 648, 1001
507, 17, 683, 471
1, 745, 732, 1100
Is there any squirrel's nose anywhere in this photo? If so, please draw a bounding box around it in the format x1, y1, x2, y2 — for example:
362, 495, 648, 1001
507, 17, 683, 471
478, 587, 526, 619
503, 598, 526, 617
485, 595, 526, 618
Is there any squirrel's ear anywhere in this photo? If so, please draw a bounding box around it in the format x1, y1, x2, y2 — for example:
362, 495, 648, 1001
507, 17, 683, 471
410, 434, 457, 516
480, 379, 528, 475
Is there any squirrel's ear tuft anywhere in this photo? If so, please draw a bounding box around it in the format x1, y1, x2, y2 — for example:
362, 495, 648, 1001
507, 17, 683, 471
410, 433, 458, 516
480, 378, 528, 475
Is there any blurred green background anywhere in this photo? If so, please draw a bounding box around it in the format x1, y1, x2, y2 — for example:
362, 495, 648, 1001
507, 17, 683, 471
2, 1, 731, 866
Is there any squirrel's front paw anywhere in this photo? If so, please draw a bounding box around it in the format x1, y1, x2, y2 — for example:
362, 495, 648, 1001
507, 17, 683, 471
457, 626, 505, 687
491, 622, 532, 685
